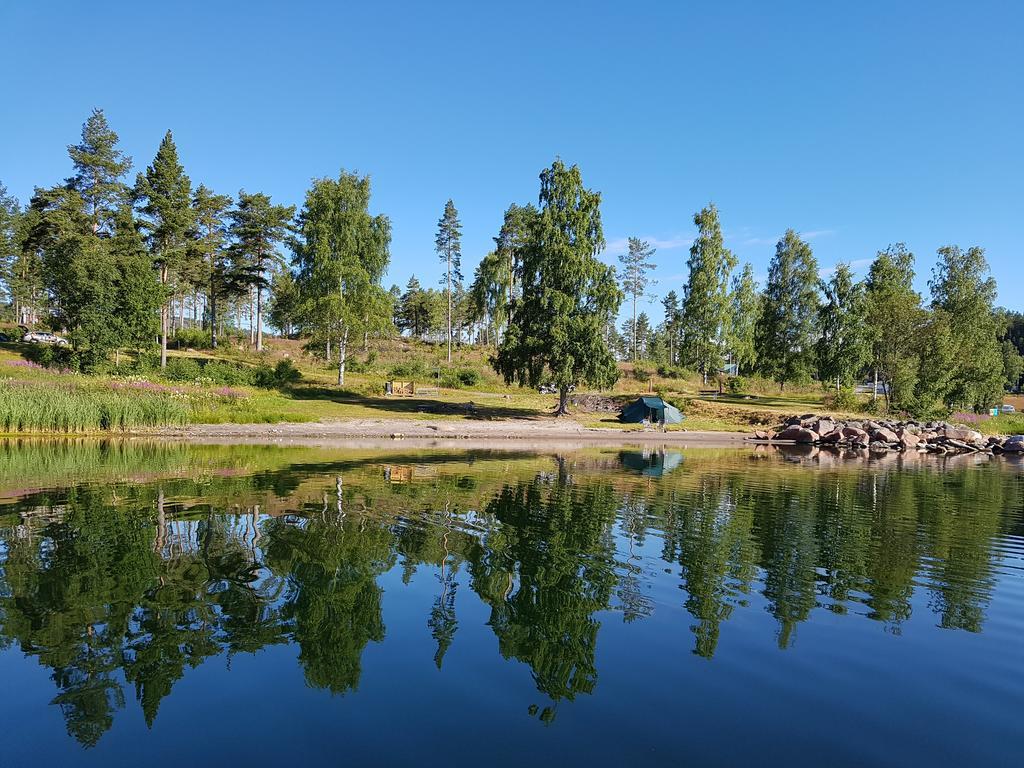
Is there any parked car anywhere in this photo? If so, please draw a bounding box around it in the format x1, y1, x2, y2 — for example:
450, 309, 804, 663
22, 331, 69, 346
0, 332, 9, 342
1000, 404, 1016, 414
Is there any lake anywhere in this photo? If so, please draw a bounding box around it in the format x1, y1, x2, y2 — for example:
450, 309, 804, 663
0, 441, 1021, 767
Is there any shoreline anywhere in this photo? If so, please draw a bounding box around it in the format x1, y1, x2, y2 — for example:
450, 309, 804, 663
146, 418, 751, 449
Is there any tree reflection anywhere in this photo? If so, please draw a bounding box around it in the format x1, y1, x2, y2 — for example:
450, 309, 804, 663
0, 449, 1019, 745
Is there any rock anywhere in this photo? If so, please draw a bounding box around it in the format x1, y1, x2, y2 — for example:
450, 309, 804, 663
813, 419, 836, 436
869, 441, 890, 452
819, 429, 845, 443
751, 429, 770, 440
871, 426, 899, 443
1002, 435, 1024, 452
898, 430, 920, 450
774, 425, 818, 443
842, 426, 869, 441
944, 425, 983, 443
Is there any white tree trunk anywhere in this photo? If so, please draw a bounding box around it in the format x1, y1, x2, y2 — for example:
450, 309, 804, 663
337, 328, 348, 386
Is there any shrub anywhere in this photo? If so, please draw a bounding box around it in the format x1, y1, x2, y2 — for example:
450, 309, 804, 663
253, 359, 302, 389
202, 360, 255, 386
171, 328, 210, 349
632, 365, 652, 382
727, 376, 748, 395
823, 386, 860, 411
439, 367, 481, 388
656, 364, 689, 379
389, 359, 431, 379
162, 357, 204, 382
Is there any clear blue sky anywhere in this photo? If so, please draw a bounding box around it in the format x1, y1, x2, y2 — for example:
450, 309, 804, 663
2, 0, 1021, 317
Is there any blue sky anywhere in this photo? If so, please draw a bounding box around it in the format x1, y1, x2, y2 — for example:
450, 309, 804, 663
1, 1, 1021, 317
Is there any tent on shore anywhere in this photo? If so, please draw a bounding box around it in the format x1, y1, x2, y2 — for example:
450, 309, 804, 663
618, 396, 684, 425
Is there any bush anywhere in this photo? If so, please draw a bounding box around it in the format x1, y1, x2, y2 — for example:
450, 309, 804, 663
202, 360, 255, 386
439, 367, 481, 388
727, 376, 748, 395
656, 364, 689, 379
162, 357, 204, 382
253, 359, 302, 389
389, 359, 431, 380
823, 386, 860, 411
633, 365, 652, 382
24, 343, 79, 372
171, 328, 210, 349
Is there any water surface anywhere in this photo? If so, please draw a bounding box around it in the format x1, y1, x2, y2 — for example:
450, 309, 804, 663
0, 441, 1021, 766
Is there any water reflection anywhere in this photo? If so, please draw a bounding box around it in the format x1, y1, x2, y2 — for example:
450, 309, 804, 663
0, 441, 1021, 747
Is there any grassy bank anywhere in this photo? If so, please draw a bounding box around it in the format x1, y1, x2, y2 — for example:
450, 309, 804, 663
1, 336, 1021, 436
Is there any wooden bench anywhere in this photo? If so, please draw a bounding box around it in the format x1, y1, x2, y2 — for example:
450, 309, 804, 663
415, 386, 439, 396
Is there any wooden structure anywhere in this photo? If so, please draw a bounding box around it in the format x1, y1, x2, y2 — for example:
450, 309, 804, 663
385, 380, 415, 396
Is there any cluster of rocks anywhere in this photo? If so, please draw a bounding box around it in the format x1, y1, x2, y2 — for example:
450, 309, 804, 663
751, 415, 1024, 455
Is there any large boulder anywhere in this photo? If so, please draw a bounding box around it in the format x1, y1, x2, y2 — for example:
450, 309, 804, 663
944, 425, 983, 443
813, 418, 836, 436
870, 426, 899, 444
842, 425, 869, 443
774, 425, 819, 443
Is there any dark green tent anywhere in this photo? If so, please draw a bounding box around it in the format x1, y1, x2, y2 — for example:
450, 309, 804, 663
618, 396, 684, 425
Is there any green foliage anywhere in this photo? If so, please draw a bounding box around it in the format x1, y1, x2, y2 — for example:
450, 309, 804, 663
823, 386, 860, 411
929, 245, 1004, 411
171, 327, 210, 349
632, 365, 652, 381
680, 204, 736, 380
816, 262, 869, 389
162, 356, 203, 381
755, 230, 820, 388
618, 237, 657, 361
439, 367, 481, 388
389, 358, 431, 379
293, 170, 391, 385
727, 264, 759, 373
227, 190, 295, 350
864, 243, 923, 410
494, 160, 623, 414
727, 376, 748, 395
67, 108, 133, 234
436, 199, 463, 361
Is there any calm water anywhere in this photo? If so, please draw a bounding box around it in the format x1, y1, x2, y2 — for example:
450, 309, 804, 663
0, 441, 1022, 767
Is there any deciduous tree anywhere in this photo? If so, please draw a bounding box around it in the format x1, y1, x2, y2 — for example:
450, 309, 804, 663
494, 160, 623, 414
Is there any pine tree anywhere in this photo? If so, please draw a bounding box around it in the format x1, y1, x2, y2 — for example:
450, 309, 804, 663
228, 191, 295, 351
66, 109, 132, 234
755, 230, 820, 389
815, 263, 868, 390
680, 204, 736, 383
135, 131, 193, 368
726, 264, 759, 374
494, 160, 623, 415
109, 204, 161, 358
618, 237, 657, 361
435, 199, 462, 362
187, 185, 232, 347
0, 182, 20, 312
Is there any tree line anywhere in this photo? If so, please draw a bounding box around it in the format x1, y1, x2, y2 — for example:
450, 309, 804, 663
1, 110, 1021, 415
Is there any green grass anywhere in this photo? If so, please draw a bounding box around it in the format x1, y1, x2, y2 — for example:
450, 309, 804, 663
0, 381, 190, 433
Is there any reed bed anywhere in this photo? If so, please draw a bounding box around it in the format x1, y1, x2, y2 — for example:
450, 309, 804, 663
0, 380, 189, 433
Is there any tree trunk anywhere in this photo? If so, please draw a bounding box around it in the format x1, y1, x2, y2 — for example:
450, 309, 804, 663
337, 328, 348, 386
447, 254, 452, 363
873, 368, 879, 402
632, 293, 637, 362
160, 264, 168, 368
255, 283, 263, 352
556, 386, 570, 416
326, 338, 331, 363
210, 284, 218, 349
